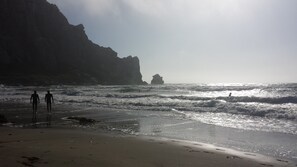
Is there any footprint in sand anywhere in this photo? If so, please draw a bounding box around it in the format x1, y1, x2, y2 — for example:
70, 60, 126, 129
19, 156, 42, 167
19, 161, 33, 167
22, 156, 40, 163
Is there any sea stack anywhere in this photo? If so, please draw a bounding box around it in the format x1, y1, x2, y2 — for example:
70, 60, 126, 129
151, 74, 164, 85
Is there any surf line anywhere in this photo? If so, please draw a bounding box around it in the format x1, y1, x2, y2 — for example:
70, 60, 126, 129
163, 121, 193, 127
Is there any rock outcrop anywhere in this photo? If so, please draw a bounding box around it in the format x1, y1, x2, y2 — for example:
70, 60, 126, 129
0, 0, 144, 85
151, 74, 164, 85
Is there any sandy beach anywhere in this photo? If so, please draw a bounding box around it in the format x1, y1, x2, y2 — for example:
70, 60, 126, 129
0, 101, 296, 167
1, 0, 297, 166
0, 127, 294, 167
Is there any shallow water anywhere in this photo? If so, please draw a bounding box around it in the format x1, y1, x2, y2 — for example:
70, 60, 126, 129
0, 83, 297, 162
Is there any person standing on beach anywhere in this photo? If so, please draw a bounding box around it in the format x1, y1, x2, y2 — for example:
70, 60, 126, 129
30, 91, 40, 123
45, 90, 54, 112
45, 90, 54, 125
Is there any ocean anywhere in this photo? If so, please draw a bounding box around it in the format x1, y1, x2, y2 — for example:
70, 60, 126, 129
1, 83, 297, 162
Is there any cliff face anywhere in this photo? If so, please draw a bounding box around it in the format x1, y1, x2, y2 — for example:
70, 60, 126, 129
0, 0, 144, 85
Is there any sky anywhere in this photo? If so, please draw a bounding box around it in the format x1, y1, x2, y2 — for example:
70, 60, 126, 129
47, 0, 297, 84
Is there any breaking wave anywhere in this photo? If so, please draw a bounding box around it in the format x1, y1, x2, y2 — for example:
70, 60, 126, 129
1, 83, 297, 134
162, 95, 297, 104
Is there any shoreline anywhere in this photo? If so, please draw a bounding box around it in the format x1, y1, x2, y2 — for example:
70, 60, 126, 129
0, 102, 296, 166
0, 126, 295, 167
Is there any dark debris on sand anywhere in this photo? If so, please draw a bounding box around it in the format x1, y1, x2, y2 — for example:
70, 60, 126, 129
67, 116, 96, 125
19, 156, 43, 167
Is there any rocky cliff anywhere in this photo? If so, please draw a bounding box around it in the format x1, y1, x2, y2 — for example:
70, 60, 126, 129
0, 0, 144, 85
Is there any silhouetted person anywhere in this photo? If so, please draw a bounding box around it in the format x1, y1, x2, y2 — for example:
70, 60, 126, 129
229, 92, 232, 97
45, 90, 54, 126
30, 91, 40, 124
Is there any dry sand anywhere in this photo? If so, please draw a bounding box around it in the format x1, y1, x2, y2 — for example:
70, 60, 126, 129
0, 127, 294, 167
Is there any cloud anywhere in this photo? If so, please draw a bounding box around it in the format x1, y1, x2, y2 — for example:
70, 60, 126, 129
48, 0, 260, 21
48, 0, 120, 17
47, 0, 297, 83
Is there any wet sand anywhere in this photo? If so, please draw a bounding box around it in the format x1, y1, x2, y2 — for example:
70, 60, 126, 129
0, 127, 294, 167
0, 102, 295, 167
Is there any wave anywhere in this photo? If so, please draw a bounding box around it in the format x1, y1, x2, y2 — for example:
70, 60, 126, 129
193, 100, 224, 107
119, 87, 142, 93
60, 90, 81, 96
220, 96, 297, 104
58, 95, 297, 121
162, 95, 297, 104
1, 84, 297, 123
105, 94, 157, 99
230, 105, 297, 120
188, 86, 261, 92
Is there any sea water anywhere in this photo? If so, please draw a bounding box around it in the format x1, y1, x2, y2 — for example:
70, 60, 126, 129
0, 83, 297, 162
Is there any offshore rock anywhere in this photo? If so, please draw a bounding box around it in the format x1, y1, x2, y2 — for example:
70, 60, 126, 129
151, 74, 164, 85
0, 0, 144, 85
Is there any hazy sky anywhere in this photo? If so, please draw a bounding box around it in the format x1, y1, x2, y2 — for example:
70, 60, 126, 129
47, 0, 297, 83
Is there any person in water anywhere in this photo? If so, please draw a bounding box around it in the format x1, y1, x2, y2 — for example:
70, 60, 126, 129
45, 90, 54, 112
45, 90, 54, 125
30, 90, 40, 123
229, 92, 232, 97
